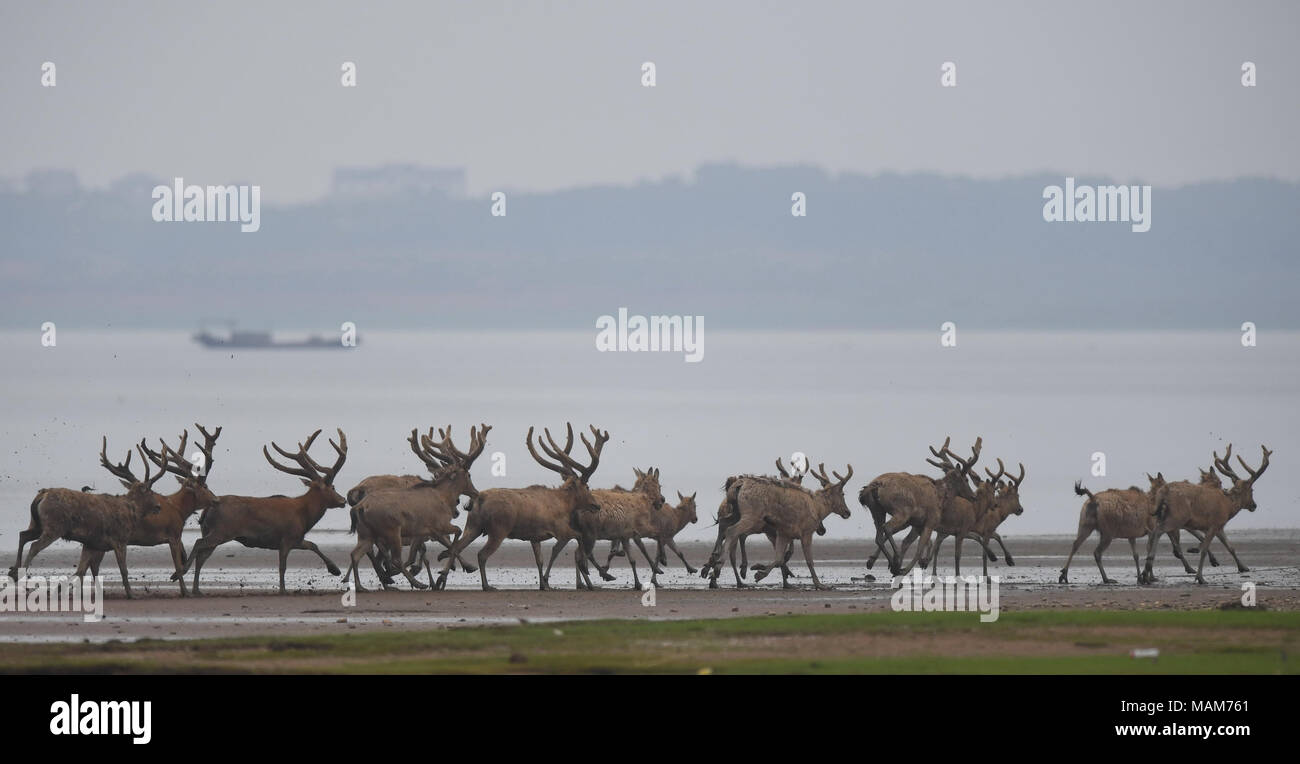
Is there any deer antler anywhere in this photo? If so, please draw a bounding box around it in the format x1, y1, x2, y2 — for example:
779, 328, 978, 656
100, 436, 144, 484
1238, 445, 1272, 484
1213, 444, 1240, 481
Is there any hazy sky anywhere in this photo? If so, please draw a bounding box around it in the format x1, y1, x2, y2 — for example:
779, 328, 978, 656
2, 0, 1297, 201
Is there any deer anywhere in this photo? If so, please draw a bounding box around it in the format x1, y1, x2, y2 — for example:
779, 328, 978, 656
10, 437, 165, 598
901, 456, 1005, 577
604, 490, 700, 579
1060, 473, 1172, 584
701, 457, 809, 588
74, 425, 221, 596
1139, 444, 1271, 585
928, 459, 1027, 577
860, 437, 982, 576
433, 424, 608, 591
172, 429, 348, 594
342, 425, 488, 591
574, 467, 667, 590
718, 463, 853, 589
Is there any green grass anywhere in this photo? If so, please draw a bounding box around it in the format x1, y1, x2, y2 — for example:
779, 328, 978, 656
3, 609, 1296, 674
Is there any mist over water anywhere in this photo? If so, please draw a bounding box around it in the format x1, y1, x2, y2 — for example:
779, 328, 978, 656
0, 329, 1295, 544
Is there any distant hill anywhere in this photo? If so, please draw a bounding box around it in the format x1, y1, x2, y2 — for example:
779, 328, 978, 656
1, 164, 1296, 330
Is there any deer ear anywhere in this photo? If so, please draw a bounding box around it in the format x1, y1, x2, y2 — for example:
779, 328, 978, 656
301, 479, 312, 487
120, 480, 132, 490
678, 491, 685, 501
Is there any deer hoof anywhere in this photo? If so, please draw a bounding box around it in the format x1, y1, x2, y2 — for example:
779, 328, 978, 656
1238, 565, 1250, 573
599, 572, 616, 582
1005, 557, 1015, 566
1057, 571, 1068, 584
685, 566, 697, 575
326, 563, 341, 576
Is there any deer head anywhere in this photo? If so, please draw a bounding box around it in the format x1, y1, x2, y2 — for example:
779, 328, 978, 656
675, 490, 699, 524
927, 436, 982, 502
99, 437, 165, 516
139, 427, 220, 510
408, 423, 491, 501
263, 428, 349, 508
632, 466, 666, 509
989, 459, 1026, 517
1213, 444, 1271, 512
527, 423, 610, 513
808, 462, 854, 519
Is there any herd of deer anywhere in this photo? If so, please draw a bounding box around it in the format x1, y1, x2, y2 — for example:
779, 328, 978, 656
5, 422, 1273, 597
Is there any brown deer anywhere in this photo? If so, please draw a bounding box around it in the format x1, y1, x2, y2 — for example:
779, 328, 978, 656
172, 429, 348, 594
1140, 444, 1271, 585
75, 425, 221, 596
701, 457, 808, 588
722, 463, 853, 589
434, 424, 608, 591
606, 490, 699, 579
1061, 473, 1170, 584
343, 425, 488, 591
10, 438, 165, 598
860, 437, 981, 575
907, 457, 1005, 576
928, 460, 1027, 576
575, 467, 667, 590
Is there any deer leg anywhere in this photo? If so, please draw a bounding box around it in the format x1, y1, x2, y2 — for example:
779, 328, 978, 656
345, 537, 370, 592
738, 536, 750, 580
723, 525, 747, 588
168, 539, 189, 597
800, 533, 829, 590
865, 523, 907, 570
475, 534, 505, 591
1166, 531, 1197, 573
750, 533, 787, 583
656, 540, 667, 567
526, 540, 549, 590
1127, 538, 1142, 579
1183, 529, 1222, 568
887, 521, 920, 575
1211, 530, 1248, 573
366, 550, 396, 586
111, 545, 133, 599
974, 534, 990, 577
665, 538, 695, 574
386, 538, 427, 590
277, 544, 291, 594
296, 539, 341, 576
572, 538, 596, 591
1058, 526, 1093, 584
431, 531, 475, 575
1140, 526, 1162, 584
929, 533, 947, 575
74, 547, 98, 582
953, 535, 965, 577
1092, 533, 1117, 584
10, 526, 43, 580
895, 525, 930, 576
631, 536, 663, 576
21, 532, 58, 572
436, 525, 481, 590
623, 538, 644, 590
1193, 526, 1220, 585
182, 536, 223, 595
989, 533, 1012, 565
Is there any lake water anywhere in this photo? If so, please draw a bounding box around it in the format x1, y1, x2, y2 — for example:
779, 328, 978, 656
0, 330, 1295, 546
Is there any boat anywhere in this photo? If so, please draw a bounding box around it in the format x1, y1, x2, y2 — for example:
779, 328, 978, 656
193, 322, 357, 349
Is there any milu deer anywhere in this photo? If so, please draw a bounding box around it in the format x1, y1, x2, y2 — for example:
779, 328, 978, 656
1061, 473, 1172, 584
434, 424, 608, 591
343, 425, 488, 591
173, 429, 348, 594
605, 490, 699, 579
860, 437, 982, 576
75, 426, 221, 596
10, 438, 165, 598
1139, 444, 1271, 585
901, 456, 1005, 577
701, 457, 808, 588
720, 463, 853, 589
927, 459, 1027, 576
575, 467, 667, 590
